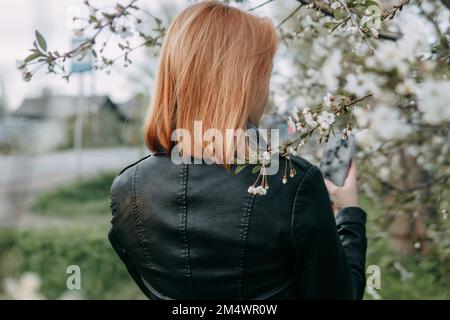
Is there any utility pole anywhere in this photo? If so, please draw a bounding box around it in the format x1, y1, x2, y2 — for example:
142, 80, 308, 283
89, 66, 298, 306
70, 36, 92, 177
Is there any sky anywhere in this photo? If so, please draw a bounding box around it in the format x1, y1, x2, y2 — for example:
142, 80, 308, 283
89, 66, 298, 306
0, 0, 295, 111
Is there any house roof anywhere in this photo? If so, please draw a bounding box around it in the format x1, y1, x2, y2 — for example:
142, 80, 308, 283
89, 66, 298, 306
116, 95, 148, 121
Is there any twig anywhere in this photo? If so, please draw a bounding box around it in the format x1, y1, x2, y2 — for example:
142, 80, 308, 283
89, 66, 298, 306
277, 4, 303, 29
247, 0, 275, 12
338, 0, 376, 53
344, 93, 374, 107
382, 0, 410, 21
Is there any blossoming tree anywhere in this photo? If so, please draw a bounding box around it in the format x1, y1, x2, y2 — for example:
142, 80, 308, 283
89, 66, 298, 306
18, 0, 449, 260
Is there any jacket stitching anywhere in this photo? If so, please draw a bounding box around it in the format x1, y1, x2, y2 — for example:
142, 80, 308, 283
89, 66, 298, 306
237, 192, 256, 299
110, 177, 118, 218
178, 163, 196, 298
109, 177, 118, 241
131, 163, 153, 274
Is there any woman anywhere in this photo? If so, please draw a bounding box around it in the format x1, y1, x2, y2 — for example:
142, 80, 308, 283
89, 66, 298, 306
109, 0, 367, 300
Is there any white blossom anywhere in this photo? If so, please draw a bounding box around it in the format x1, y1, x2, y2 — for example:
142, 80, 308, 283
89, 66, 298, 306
396, 79, 418, 95
370, 28, 379, 38
370, 105, 412, 140
378, 167, 390, 182
317, 111, 335, 126
331, 2, 342, 10
352, 41, 369, 56
371, 43, 407, 72
416, 79, 450, 125
256, 186, 267, 195
322, 92, 334, 107
296, 123, 308, 133
397, 16, 428, 55
320, 50, 342, 92
347, 26, 358, 34
248, 185, 267, 195
262, 151, 271, 161
355, 128, 379, 150
344, 73, 379, 97
287, 116, 296, 133
304, 112, 318, 128
288, 146, 298, 156
115, 24, 134, 39
421, 2, 435, 15
353, 106, 371, 127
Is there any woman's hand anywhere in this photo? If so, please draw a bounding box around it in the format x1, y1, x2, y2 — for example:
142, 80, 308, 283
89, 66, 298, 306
324, 161, 358, 214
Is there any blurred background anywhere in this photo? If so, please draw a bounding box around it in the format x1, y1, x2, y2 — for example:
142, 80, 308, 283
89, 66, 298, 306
0, 0, 449, 299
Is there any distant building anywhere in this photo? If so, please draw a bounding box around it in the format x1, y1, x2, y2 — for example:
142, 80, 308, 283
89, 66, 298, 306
0, 93, 145, 153
116, 93, 148, 145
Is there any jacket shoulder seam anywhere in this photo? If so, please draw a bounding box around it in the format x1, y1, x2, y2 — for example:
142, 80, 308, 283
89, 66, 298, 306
131, 162, 154, 277
118, 154, 152, 176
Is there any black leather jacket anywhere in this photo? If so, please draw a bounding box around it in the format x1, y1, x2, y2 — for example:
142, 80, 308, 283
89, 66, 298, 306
108, 153, 367, 300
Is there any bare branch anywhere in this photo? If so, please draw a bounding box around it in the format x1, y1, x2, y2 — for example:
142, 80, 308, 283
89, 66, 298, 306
277, 4, 303, 29
247, 0, 275, 12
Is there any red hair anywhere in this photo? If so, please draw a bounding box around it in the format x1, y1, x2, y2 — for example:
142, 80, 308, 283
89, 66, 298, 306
144, 0, 279, 164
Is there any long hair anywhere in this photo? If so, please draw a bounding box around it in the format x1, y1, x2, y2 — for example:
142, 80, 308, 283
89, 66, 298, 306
144, 0, 279, 165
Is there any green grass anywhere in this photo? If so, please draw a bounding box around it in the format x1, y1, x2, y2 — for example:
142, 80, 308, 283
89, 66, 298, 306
1, 172, 449, 299
0, 224, 144, 300
32, 172, 116, 217
364, 234, 450, 299
360, 197, 450, 299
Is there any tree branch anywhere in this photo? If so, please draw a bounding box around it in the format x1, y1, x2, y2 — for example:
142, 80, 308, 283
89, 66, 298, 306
277, 4, 303, 29
295, 0, 402, 41
247, 0, 275, 12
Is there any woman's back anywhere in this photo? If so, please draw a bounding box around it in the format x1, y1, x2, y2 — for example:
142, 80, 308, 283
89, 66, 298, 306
109, 1, 367, 300
109, 153, 367, 299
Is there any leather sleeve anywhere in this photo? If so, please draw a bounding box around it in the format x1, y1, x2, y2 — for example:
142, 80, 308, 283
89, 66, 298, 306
108, 173, 153, 299
335, 206, 367, 299
108, 227, 153, 299
291, 165, 367, 299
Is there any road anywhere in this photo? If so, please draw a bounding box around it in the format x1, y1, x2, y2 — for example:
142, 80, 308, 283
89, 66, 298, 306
0, 147, 146, 224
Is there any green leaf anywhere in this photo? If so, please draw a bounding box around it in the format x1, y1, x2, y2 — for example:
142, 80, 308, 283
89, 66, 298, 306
322, 21, 340, 30
300, 132, 309, 139
364, 0, 380, 8
333, 8, 346, 20
24, 52, 42, 63
234, 164, 247, 174
251, 165, 262, 174
35, 30, 47, 52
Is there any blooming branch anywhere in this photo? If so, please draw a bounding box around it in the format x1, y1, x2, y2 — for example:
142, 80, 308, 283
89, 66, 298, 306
16, 0, 166, 82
